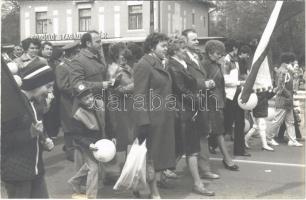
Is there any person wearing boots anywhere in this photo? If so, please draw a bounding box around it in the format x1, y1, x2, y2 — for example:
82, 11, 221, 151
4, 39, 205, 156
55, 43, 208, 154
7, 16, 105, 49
244, 60, 275, 151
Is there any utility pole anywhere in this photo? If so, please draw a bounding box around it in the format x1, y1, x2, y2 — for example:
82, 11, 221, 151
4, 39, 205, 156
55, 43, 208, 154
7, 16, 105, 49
158, 0, 161, 32
150, 0, 154, 33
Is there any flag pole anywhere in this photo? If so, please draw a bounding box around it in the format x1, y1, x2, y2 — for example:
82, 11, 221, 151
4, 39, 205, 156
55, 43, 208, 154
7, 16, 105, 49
240, 1, 283, 103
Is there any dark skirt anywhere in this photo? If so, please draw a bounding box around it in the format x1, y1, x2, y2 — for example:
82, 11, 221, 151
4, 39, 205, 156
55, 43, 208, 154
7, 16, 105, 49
107, 101, 134, 152
175, 114, 201, 157
208, 109, 225, 135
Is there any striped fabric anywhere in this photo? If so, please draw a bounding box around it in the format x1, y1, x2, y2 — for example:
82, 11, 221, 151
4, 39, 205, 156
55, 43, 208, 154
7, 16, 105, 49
240, 1, 283, 104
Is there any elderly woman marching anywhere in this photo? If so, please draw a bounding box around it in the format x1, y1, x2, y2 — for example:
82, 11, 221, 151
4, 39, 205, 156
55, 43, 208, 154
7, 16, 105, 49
167, 37, 215, 196
133, 32, 176, 199
200, 40, 239, 171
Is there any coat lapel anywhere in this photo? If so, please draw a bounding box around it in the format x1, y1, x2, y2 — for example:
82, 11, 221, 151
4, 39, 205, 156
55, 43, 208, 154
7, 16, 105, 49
143, 54, 171, 79
185, 54, 207, 77
169, 58, 193, 79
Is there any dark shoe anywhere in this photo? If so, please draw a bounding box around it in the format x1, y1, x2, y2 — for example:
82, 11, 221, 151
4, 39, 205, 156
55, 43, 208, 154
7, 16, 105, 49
234, 152, 251, 157
222, 160, 239, 171
192, 185, 215, 196
103, 176, 118, 185
157, 179, 175, 189
275, 137, 288, 143
200, 171, 220, 179
132, 191, 141, 198
66, 150, 75, 162
297, 137, 305, 142
208, 146, 217, 154
66, 154, 74, 162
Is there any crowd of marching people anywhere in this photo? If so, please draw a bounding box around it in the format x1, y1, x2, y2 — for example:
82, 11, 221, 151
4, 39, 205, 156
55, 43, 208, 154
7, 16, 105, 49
1, 28, 305, 199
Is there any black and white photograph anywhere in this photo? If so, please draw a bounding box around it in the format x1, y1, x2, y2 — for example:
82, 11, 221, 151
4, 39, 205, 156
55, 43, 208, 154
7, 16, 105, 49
1, 0, 305, 199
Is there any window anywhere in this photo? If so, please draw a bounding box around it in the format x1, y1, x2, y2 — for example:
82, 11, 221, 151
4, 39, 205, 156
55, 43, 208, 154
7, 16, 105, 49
192, 13, 195, 25
128, 5, 143, 30
79, 8, 91, 32
36, 12, 48, 34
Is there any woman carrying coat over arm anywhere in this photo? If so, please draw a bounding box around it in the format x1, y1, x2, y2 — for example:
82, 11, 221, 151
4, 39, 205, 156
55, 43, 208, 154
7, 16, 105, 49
133, 32, 176, 199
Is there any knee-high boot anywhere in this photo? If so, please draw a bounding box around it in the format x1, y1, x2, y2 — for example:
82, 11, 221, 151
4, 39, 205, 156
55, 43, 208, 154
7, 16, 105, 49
259, 130, 274, 151
244, 127, 256, 149
257, 118, 274, 151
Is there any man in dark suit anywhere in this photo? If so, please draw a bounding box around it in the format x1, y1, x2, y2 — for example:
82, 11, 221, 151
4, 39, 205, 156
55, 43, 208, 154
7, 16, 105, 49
182, 29, 220, 179
55, 41, 80, 161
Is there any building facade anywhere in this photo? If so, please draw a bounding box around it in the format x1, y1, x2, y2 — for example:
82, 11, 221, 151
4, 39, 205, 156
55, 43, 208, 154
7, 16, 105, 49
19, 0, 213, 44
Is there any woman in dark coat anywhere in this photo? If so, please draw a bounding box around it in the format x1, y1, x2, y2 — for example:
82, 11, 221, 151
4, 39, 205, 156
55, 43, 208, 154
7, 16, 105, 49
133, 32, 176, 198
107, 42, 134, 152
167, 37, 214, 196
201, 40, 239, 171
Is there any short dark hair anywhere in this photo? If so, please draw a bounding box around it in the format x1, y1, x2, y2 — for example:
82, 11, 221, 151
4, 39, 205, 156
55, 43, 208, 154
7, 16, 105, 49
204, 40, 225, 55
280, 52, 296, 64
225, 39, 239, 53
167, 36, 187, 57
21, 38, 41, 51
143, 32, 168, 54
41, 41, 53, 49
181, 28, 197, 37
127, 42, 144, 61
239, 45, 251, 55
80, 30, 99, 48
51, 47, 63, 61
108, 42, 132, 63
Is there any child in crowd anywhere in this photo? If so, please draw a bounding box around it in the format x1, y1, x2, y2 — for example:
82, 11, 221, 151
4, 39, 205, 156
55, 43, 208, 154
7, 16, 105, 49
68, 83, 111, 199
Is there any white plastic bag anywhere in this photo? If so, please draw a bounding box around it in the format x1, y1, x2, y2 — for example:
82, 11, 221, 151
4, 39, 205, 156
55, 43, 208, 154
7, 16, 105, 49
113, 138, 147, 191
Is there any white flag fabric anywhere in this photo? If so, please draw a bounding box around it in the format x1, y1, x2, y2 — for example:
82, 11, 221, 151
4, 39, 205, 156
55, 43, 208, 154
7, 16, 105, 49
251, 1, 283, 66
240, 1, 283, 103
253, 56, 273, 91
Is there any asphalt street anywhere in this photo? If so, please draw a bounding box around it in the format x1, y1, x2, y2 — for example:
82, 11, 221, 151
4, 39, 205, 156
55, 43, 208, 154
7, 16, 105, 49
37, 133, 306, 199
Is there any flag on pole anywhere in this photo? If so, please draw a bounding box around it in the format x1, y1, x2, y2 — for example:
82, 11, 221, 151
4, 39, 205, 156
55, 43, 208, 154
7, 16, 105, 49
240, 1, 304, 103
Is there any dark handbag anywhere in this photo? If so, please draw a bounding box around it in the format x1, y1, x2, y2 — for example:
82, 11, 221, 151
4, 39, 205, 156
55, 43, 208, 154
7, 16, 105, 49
73, 107, 99, 131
